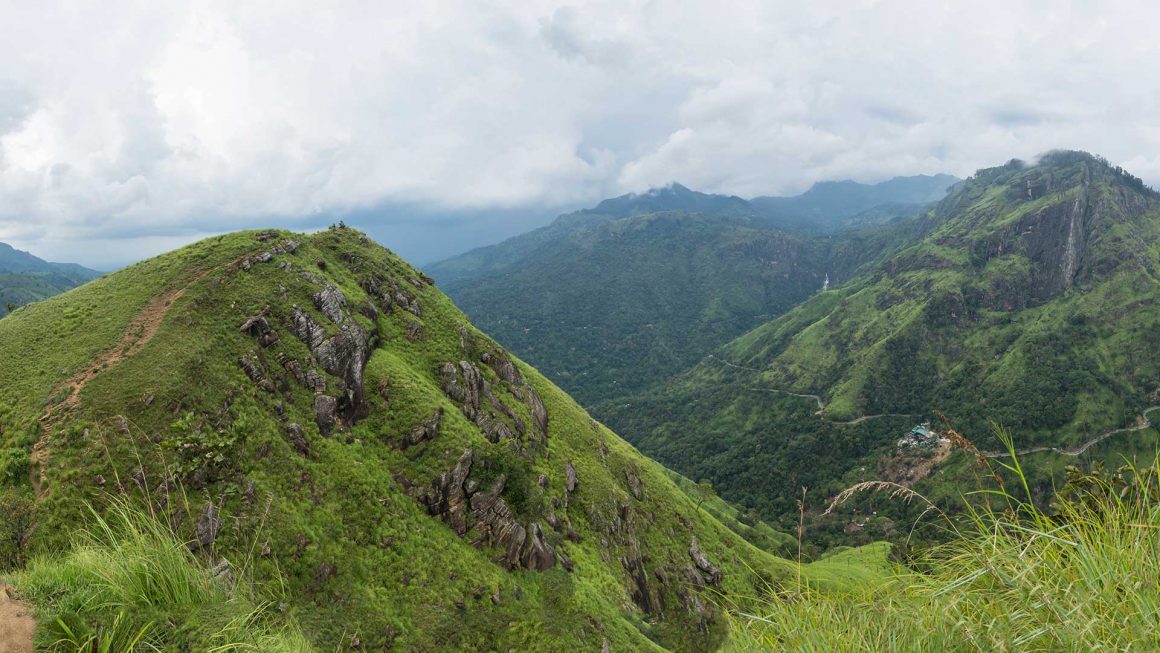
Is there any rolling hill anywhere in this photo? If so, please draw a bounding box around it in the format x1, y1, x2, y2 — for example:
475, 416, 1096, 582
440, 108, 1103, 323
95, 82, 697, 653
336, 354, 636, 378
0, 227, 878, 651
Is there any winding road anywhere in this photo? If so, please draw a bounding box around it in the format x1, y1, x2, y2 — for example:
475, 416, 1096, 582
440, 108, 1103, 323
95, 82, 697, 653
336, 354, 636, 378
982, 406, 1160, 459
708, 355, 1160, 455
710, 355, 913, 424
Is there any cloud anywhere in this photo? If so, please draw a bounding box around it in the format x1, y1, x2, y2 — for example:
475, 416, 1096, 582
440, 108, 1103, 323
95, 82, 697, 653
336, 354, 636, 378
2, 1, 1160, 265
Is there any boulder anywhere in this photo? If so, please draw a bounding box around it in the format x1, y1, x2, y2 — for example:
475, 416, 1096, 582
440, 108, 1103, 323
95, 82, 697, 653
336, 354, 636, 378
314, 395, 338, 435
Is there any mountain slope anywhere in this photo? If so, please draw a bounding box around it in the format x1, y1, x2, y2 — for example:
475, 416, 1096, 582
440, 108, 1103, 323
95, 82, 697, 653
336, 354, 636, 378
0, 227, 871, 651
433, 211, 935, 410
607, 151, 1160, 533
0, 242, 100, 316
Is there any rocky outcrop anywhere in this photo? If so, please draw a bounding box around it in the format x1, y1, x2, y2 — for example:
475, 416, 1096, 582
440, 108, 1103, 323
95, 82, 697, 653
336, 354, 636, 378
240, 309, 280, 347
194, 503, 222, 549
688, 537, 722, 586
564, 461, 578, 495
290, 306, 372, 423
313, 395, 338, 436
420, 449, 474, 534
624, 468, 643, 501
481, 350, 522, 385
313, 285, 347, 324
404, 408, 442, 448
418, 450, 561, 572
527, 388, 549, 442
439, 360, 528, 444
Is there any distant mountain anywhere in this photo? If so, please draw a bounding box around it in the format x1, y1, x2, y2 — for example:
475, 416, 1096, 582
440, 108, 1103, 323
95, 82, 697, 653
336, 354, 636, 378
427, 175, 954, 409
607, 151, 1160, 538
751, 174, 961, 231
584, 182, 754, 219
0, 242, 100, 316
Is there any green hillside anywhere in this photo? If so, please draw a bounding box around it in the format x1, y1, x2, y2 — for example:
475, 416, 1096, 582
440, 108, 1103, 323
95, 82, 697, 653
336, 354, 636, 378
0, 242, 100, 317
434, 211, 938, 410
607, 151, 1160, 540
0, 227, 876, 651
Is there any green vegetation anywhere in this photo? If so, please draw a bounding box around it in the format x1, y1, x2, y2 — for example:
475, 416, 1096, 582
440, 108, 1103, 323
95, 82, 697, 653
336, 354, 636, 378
0, 226, 877, 651
727, 447, 1160, 652
11, 497, 312, 652
607, 151, 1160, 545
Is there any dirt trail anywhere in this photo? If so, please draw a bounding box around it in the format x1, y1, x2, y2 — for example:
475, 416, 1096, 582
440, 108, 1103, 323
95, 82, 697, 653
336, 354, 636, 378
29, 258, 239, 497
0, 585, 34, 653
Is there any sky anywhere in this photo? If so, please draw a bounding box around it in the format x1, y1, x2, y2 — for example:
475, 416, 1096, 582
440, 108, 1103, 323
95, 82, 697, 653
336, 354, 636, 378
2, 1, 1160, 269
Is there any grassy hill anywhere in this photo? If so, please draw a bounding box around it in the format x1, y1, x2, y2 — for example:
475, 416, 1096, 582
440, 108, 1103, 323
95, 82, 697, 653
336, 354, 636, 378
0, 227, 879, 651
0, 243, 100, 317
606, 151, 1160, 540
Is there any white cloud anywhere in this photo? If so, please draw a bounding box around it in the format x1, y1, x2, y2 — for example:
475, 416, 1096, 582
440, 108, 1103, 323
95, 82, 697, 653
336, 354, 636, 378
2, 0, 1160, 265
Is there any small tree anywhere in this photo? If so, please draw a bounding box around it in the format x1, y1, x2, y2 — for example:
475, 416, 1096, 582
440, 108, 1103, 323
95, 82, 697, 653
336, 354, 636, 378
695, 479, 716, 511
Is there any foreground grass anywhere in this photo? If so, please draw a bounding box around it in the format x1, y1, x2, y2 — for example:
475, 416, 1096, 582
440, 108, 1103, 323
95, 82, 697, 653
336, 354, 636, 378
9, 498, 314, 652
727, 450, 1160, 652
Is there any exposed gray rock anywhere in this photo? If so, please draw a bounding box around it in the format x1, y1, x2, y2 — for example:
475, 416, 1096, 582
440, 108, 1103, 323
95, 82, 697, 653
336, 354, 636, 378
313, 285, 347, 324
304, 368, 326, 393
272, 239, 299, 254
405, 408, 442, 447
564, 462, 578, 494
625, 468, 643, 501
291, 307, 328, 350
527, 388, 549, 441
689, 537, 722, 586
195, 503, 222, 549
239, 355, 264, 383
314, 395, 338, 435
481, 351, 523, 385
420, 449, 474, 535
521, 522, 557, 572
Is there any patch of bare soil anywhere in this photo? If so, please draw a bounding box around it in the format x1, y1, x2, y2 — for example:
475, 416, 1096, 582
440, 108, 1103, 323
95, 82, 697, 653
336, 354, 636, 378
0, 585, 34, 653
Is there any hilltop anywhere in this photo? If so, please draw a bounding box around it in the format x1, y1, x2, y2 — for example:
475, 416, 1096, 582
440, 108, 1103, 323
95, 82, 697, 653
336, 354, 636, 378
606, 151, 1160, 540
0, 227, 877, 651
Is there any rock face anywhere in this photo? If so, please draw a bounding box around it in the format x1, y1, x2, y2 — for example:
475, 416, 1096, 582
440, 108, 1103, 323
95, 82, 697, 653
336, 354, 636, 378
290, 303, 373, 424
688, 537, 722, 586
419, 449, 561, 572
438, 360, 531, 445
313, 395, 338, 435
313, 285, 347, 324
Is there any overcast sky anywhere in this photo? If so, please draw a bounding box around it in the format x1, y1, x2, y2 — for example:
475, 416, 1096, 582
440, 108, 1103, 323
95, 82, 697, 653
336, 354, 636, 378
2, 1, 1160, 268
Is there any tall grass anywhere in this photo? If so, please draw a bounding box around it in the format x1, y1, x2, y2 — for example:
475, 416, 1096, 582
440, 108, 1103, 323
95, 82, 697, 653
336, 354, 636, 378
12, 496, 315, 653
726, 433, 1160, 652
